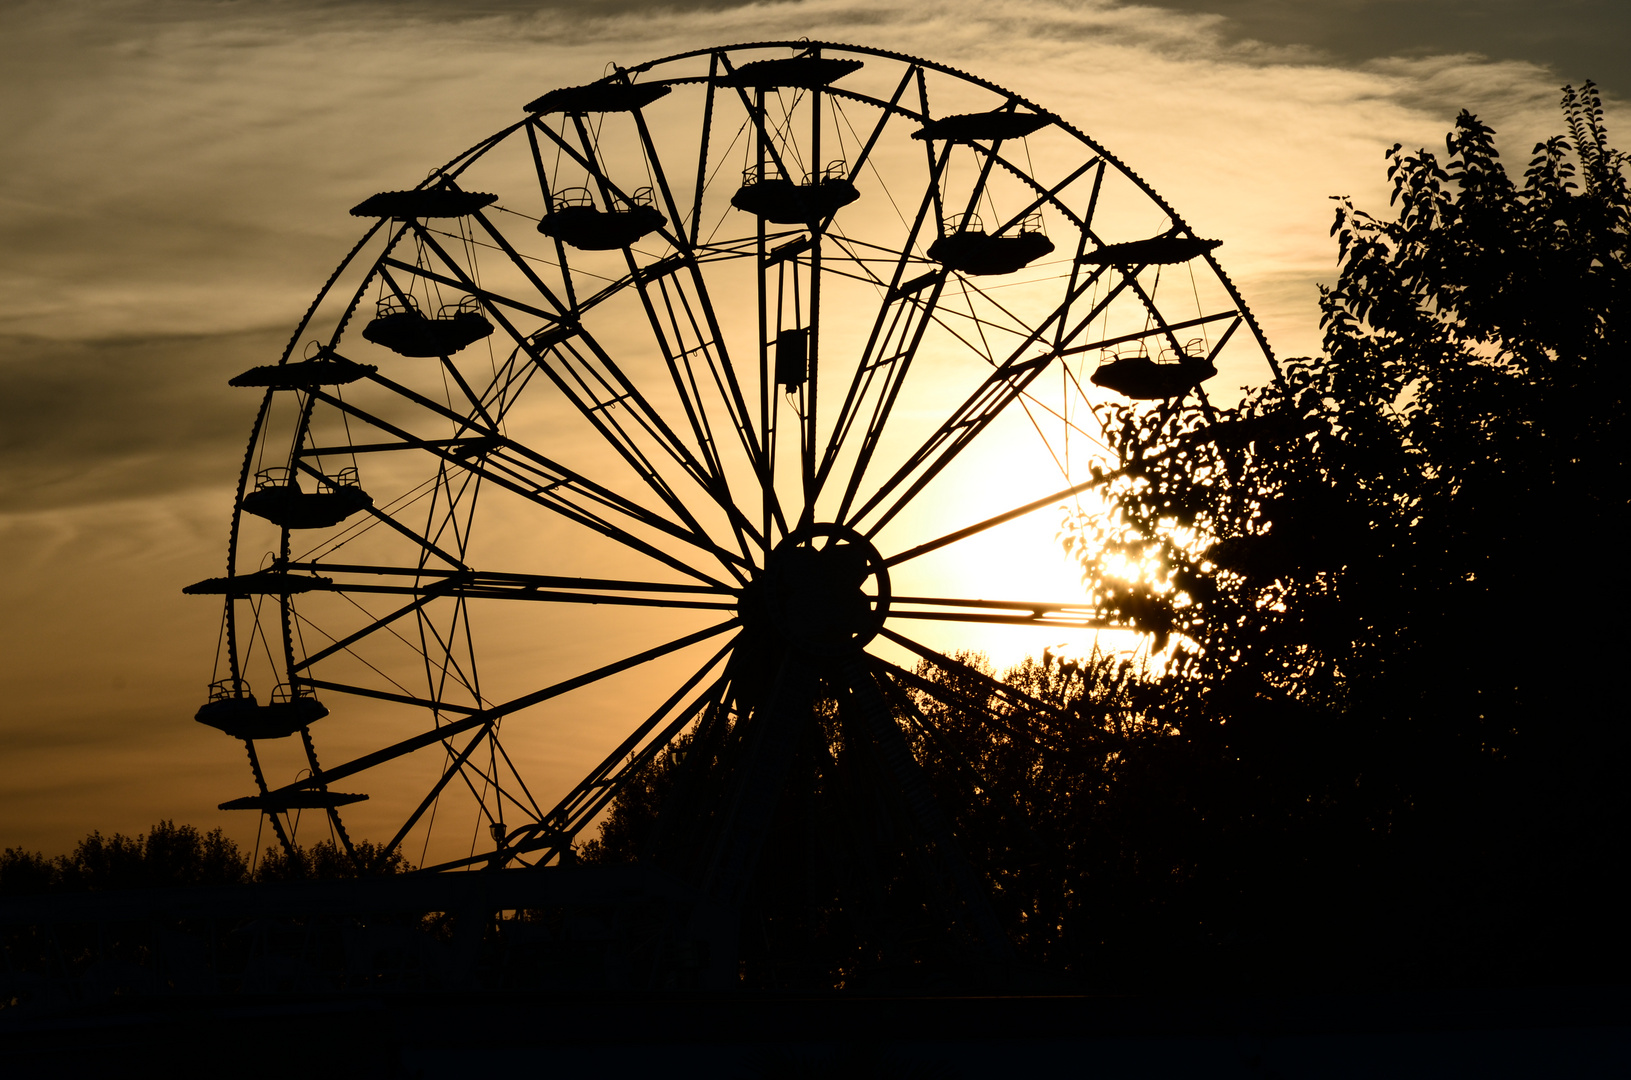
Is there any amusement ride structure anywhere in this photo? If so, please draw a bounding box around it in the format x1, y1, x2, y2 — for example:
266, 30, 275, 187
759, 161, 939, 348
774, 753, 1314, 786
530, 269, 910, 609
185, 42, 1279, 984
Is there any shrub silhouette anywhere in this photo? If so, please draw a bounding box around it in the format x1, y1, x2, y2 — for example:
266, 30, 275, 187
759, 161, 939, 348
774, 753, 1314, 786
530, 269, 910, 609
0, 823, 410, 895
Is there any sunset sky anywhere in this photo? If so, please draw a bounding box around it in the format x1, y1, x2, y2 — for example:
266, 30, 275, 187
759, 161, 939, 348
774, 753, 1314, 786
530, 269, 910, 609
2, 0, 1623, 859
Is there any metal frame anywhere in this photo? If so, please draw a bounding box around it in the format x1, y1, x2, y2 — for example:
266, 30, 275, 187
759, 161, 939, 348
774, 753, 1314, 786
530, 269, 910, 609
199, 42, 1279, 975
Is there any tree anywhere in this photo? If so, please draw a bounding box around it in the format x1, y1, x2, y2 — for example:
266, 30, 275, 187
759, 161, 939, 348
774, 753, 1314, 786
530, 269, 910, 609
1068, 82, 1630, 983
0, 824, 411, 895
1, 821, 249, 895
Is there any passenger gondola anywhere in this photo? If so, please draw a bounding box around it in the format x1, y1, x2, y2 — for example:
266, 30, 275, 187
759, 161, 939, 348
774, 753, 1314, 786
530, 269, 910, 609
349, 188, 497, 219
928, 213, 1054, 276
732, 162, 859, 224
194, 680, 329, 741
1090, 344, 1217, 400
228, 355, 375, 390
1078, 232, 1222, 267
722, 56, 863, 89
240, 466, 373, 530
524, 81, 671, 114
362, 295, 494, 357
538, 187, 667, 250
913, 110, 1051, 143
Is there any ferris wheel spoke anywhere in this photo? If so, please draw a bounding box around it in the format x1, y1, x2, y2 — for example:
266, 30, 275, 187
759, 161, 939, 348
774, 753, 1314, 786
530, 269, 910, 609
881, 474, 1110, 570
291, 459, 470, 570
455, 212, 766, 551
553, 88, 780, 539
306, 384, 748, 585
375, 718, 497, 868
887, 604, 1112, 630
848, 266, 1127, 538
515, 635, 737, 863
437, 355, 497, 428
260, 616, 742, 801
815, 144, 952, 518
815, 64, 916, 239
406, 225, 734, 526
295, 576, 737, 613
869, 655, 1078, 757
289, 589, 446, 673
873, 626, 1067, 725
839, 653, 1012, 957
869, 663, 1022, 811
800, 69, 827, 512
378, 254, 563, 326
297, 677, 480, 715
522, 121, 582, 313
293, 561, 732, 597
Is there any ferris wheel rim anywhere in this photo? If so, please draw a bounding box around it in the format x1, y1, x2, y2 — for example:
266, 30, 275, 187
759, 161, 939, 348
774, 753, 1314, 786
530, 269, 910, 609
205, 43, 1280, 875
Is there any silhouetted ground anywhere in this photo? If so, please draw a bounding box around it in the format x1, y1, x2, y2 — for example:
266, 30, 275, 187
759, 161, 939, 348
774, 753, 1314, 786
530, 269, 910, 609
4, 986, 1628, 1079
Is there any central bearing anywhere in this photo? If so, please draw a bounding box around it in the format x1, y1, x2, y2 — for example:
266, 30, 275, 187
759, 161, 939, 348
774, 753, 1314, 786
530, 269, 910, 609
741, 525, 890, 656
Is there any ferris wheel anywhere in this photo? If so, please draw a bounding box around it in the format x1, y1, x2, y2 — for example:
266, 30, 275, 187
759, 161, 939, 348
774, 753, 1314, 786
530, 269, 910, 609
187, 42, 1277, 905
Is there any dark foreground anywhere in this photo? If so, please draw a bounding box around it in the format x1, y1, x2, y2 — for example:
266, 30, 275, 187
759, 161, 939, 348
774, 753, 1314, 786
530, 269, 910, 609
4, 985, 1627, 1079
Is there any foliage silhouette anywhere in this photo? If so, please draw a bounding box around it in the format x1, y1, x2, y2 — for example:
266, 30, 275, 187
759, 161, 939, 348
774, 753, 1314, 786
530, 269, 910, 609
1064, 81, 1630, 986
0, 822, 410, 896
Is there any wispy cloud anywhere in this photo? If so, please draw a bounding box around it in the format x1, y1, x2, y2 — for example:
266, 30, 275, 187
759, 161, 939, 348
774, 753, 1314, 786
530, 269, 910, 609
1134, 0, 1631, 97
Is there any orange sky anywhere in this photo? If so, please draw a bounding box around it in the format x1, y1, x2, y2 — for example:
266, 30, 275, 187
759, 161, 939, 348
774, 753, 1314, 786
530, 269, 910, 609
1, 0, 1622, 860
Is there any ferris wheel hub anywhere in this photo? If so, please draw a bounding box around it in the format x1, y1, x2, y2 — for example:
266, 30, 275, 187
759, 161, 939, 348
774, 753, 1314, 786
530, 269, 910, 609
741, 525, 891, 657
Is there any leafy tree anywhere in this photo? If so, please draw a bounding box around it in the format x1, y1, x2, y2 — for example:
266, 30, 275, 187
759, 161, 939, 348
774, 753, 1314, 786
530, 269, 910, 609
250, 837, 412, 881
1, 821, 249, 895
0, 824, 411, 895
1067, 82, 1629, 983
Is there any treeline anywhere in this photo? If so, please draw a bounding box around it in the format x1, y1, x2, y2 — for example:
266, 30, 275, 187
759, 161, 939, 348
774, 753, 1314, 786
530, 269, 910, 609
0, 821, 408, 896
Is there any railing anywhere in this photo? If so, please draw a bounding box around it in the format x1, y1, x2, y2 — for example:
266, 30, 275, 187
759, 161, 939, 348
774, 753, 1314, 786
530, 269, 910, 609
1101, 336, 1207, 366
373, 294, 422, 318
251, 466, 361, 495
552, 186, 595, 208
206, 677, 254, 703
437, 295, 485, 319
802, 159, 847, 185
